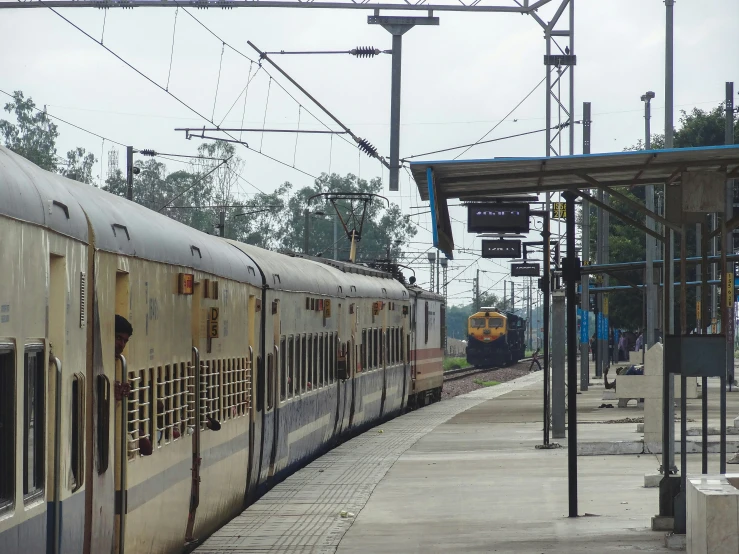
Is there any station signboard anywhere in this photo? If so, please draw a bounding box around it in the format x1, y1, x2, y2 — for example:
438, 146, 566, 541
511, 263, 540, 277
467, 203, 530, 234
481, 239, 522, 259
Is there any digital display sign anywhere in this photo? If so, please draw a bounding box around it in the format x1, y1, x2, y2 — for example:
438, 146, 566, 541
467, 203, 530, 234
511, 263, 540, 277
481, 239, 522, 259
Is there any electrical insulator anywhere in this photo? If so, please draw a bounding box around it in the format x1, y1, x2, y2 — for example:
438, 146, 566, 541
351, 46, 380, 59
140, 149, 157, 157
357, 138, 378, 158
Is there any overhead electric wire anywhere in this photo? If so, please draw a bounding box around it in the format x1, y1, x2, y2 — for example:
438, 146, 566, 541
37, 0, 319, 179
171, 1, 367, 157
402, 126, 551, 161
158, 156, 231, 212
453, 75, 547, 160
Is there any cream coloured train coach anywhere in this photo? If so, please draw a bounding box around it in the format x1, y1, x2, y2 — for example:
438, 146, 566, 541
0, 145, 444, 554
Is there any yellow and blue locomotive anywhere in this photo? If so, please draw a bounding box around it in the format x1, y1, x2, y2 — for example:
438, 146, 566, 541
465, 308, 526, 368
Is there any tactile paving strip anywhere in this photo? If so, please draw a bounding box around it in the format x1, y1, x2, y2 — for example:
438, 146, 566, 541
195, 372, 542, 553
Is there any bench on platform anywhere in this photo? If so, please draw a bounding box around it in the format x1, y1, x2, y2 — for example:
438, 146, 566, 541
687, 473, 739, 554
613, 366, 699, 408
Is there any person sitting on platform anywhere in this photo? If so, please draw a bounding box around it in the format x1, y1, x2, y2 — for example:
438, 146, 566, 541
603, 364, 643, 390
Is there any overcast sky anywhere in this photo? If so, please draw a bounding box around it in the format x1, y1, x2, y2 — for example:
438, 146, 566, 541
1, 0, 737, 308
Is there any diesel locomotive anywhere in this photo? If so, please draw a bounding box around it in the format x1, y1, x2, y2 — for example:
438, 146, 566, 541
465, 307, 527, 368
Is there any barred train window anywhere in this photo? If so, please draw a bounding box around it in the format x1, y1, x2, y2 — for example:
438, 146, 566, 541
317, 334, 323, 388
361, 330, 367, 372
23, 344, 45, 501
71, 373, 85, 491
373, 329, 379, 369
96, 375, 110, 474
288, 336, 295, 397
313, 334, 319, 388
280, 337, 287, 401
128, 368, 152, 458
323, 334, 328, 386
0, 345, 15, 513
301, 336, 307, 393
266, 354, 274, 410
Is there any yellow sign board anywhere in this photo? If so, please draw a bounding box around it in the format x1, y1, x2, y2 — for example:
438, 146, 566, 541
208, 320, 219, 339
603, 294, 609, 316
553, 202, 566, 219
324, 299, 332, 318
727, 273, 734, 307
209, 307, 219, 322
696, 300, 701, 316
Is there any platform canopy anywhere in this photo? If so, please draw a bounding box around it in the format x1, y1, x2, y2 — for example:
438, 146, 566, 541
410, 144, 739, 258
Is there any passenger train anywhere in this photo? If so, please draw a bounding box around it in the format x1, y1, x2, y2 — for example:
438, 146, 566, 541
465, 308, 526, 368
0, 145, 445, 554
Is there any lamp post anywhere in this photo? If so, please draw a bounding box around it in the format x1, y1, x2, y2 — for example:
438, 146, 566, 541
642, 91, 657, 350
427, 251, 436, 293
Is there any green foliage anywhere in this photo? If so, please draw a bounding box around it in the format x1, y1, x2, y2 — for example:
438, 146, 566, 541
59, 147, 97, 184
443, 357, 467, 371
0, 90, 59, 171
598, 104, 738, 331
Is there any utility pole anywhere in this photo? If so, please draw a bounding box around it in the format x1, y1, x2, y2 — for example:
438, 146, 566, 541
303, 208, 311, 254
581, 101, 591, 391
333, 216, 338, 260
643, 91, 657, 350
436, 249, 441, 294
126, 146, 134, 201
726, 81, 736, 391
475, 268, 480, 311
218, 210, 225, 238
511, 281, 515, 312
369, 14, 439, 191
428, 251, 436, 293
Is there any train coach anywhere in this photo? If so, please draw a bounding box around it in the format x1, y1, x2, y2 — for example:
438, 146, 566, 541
465, 307, 526, 368
0, 145, 444, 554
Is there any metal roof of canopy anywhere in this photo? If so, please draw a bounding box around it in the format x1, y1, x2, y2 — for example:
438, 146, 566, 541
410, 144, 739, 257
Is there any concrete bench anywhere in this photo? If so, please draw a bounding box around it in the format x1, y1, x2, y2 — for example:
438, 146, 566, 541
687, 473, 739, 553
615, 371, 698, 408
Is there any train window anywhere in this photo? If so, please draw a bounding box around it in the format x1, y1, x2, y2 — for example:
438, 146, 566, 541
0, 345, 15, 513
470, 318, 486, 329
71, 373, 85, 491
424, 302, 429, 344
396, 329, 401, 363
317, 334, 323, 388
373, 329, 379, 369
23, 344, 45, 502
266, 354, 274, 411
380, 331, 385, 367
489, 318, 504, 329
330, 334, 336, 383
288, 336, 295, 397
301, 335, 307, 393
202, 362, 221, 426
361, 330, 367, 373
313, 334, 321, 389
96, 375, 110, 474
323, 334, 329, 385
280, 337, 287, 401
129, 368, 153, 456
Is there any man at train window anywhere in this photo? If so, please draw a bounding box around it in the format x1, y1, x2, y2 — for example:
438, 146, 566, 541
115, 314, 133, 357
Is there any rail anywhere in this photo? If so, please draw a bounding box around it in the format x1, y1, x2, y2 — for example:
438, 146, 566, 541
443, 357, 533, 381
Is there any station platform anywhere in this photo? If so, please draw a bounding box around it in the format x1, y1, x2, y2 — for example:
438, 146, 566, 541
196, 367, 739, 554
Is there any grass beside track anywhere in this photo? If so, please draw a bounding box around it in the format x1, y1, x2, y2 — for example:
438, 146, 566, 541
473, 379, 500, 387
443, 357, 468, 371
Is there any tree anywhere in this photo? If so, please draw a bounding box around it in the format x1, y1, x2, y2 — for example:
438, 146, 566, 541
597, 104, 738, 330
59, 147, 97, 184
282, 172, 417, 262
0, 90, 59, 171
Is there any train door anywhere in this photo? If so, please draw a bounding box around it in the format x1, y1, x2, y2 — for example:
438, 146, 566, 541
47, 254, 66, 554
184, 280, 201, 544
267, 299, 280, 478
113, 270, 129, 554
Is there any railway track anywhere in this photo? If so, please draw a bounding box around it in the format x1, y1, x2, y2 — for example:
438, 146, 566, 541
443, 358, 533, 382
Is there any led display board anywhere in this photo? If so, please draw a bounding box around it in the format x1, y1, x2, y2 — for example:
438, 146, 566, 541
511, 263, 540, 277
467, 203, 530, 234
481, 239, 522, 259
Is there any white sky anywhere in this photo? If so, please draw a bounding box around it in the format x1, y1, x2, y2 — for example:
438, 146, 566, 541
1, 0, 737, 308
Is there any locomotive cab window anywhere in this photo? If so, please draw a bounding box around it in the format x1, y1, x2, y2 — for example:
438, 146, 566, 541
489, 318, 504, 329
0, 344, 15, 514
471, 318, 486, 329
23, 344, 45, 503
